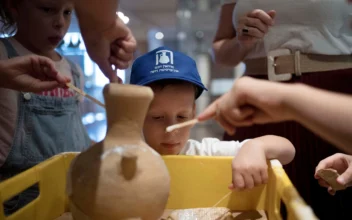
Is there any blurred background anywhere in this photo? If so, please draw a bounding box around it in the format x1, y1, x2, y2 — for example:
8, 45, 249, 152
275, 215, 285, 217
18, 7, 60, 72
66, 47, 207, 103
56, 0, 246, 142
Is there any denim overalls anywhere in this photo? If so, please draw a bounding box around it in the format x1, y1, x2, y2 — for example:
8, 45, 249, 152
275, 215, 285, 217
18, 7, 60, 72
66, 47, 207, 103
0, 38, 91, 215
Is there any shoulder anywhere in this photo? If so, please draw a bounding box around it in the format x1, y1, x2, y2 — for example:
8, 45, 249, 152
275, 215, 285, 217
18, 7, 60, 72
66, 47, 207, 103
181, 138, 222, 156
61, 56, 84, 79
62, 57, 82, 72
181, 138, 250, 156
180, 139, 201, 156
62, 57, 85, 89
190, 138, 223, 148
200, 138, 251, 156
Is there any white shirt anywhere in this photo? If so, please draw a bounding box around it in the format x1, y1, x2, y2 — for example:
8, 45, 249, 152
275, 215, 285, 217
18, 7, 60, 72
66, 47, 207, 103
180, 138, 249, 156
223, 0, 352, 59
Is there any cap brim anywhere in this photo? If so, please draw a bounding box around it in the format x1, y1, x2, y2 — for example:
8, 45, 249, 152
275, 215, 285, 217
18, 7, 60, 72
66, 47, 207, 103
133, 73, 208, 92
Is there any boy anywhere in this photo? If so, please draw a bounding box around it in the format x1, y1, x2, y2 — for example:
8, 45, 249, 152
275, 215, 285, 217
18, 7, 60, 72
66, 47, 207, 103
130, 46, 295, 190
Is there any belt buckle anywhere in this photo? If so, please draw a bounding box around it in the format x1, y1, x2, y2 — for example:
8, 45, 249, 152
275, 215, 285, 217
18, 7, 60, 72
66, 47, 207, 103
267, 49, 293, 82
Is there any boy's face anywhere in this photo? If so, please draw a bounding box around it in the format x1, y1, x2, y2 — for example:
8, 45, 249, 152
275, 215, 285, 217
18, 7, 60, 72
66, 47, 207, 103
14, 0, 73, 54
144, 83, 196, 155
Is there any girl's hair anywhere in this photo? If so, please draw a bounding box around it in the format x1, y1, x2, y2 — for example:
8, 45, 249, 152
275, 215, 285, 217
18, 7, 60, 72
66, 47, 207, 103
0, 0, 17, 35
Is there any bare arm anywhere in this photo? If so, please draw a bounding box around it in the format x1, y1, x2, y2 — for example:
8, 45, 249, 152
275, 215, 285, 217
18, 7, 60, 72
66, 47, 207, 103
73, 0, 136, 82
212, 4, 275, 67
230, 134, 295, 190
213, 3, 249, 66
285, 84, 352, 154
248, 135, 295, 165
198, 77, 352, 154
74, 0, 119, 32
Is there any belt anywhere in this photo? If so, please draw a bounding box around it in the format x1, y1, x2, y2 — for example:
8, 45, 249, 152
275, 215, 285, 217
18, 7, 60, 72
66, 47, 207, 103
244, 49, 352, 81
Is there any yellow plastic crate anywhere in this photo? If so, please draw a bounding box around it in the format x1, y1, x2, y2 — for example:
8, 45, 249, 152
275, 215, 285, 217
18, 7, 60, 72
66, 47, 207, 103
0, 153, 317, 220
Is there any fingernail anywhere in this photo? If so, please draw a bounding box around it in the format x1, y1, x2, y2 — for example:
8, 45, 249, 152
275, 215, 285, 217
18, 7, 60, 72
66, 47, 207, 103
337, 176, 345, 184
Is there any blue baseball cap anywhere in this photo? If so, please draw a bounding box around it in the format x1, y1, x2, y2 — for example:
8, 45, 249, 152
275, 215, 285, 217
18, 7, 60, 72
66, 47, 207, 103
130, 46, 207, 99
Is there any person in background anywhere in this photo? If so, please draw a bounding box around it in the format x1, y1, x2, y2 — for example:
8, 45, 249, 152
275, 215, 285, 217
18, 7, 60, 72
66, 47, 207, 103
212, 0, 352, 218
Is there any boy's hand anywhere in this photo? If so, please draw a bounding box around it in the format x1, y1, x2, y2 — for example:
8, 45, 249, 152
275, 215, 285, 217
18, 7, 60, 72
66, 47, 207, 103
315, 153, 352, 195
229, 140, 268, 190
0, 55, 70, 92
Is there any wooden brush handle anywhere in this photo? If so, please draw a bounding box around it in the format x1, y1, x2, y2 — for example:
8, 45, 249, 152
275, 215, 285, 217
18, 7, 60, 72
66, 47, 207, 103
66, 83, 105, 108
166, 119, 199, 132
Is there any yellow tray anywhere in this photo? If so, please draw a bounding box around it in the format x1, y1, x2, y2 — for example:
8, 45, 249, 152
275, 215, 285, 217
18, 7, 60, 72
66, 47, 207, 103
0, 153, 317, 220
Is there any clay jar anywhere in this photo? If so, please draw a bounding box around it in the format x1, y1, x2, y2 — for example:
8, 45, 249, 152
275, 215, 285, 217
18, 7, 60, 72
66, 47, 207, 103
67, 84, 170, 220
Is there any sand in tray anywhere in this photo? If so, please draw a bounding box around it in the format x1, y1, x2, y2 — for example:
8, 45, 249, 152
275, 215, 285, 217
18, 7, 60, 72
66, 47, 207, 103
55, 209, 268, 220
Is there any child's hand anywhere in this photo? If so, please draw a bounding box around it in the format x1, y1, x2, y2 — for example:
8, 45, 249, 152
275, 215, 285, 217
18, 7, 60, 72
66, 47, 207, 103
229, 140, 268, 190
0, 55, 70, 92
315, 153, 352, 195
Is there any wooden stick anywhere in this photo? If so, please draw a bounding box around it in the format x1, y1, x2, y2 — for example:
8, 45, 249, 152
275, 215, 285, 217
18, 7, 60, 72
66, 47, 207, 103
212, 191, 232, 207
198, 191, 232, 219
66, 83, 105, 108
166, 119, 199, 133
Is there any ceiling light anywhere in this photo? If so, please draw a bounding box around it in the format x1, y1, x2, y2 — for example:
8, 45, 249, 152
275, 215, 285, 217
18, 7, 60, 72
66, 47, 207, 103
116, 11, 130, 24
117, 12, 124, 18
155, 32, 164, 40
177, 32, 186, 40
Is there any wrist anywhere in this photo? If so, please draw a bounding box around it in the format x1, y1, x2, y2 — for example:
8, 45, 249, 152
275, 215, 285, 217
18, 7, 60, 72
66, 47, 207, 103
242, 139, 266, 155
282, 83, 308, 123
228, 38, 252, 64
236, 38, 256, 55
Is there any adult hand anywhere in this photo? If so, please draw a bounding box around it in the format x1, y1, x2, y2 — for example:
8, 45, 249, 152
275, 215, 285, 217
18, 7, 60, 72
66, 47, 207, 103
198, 77, 292, 135
315, 153, 352, 195
236, 9, 276, 50
81, 17, 136, 83
0, 55, 70, 92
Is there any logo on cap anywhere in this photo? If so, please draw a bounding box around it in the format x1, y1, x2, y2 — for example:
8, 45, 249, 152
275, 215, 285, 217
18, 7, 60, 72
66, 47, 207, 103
156, 50, 173, 65
150, 49, 179, 74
